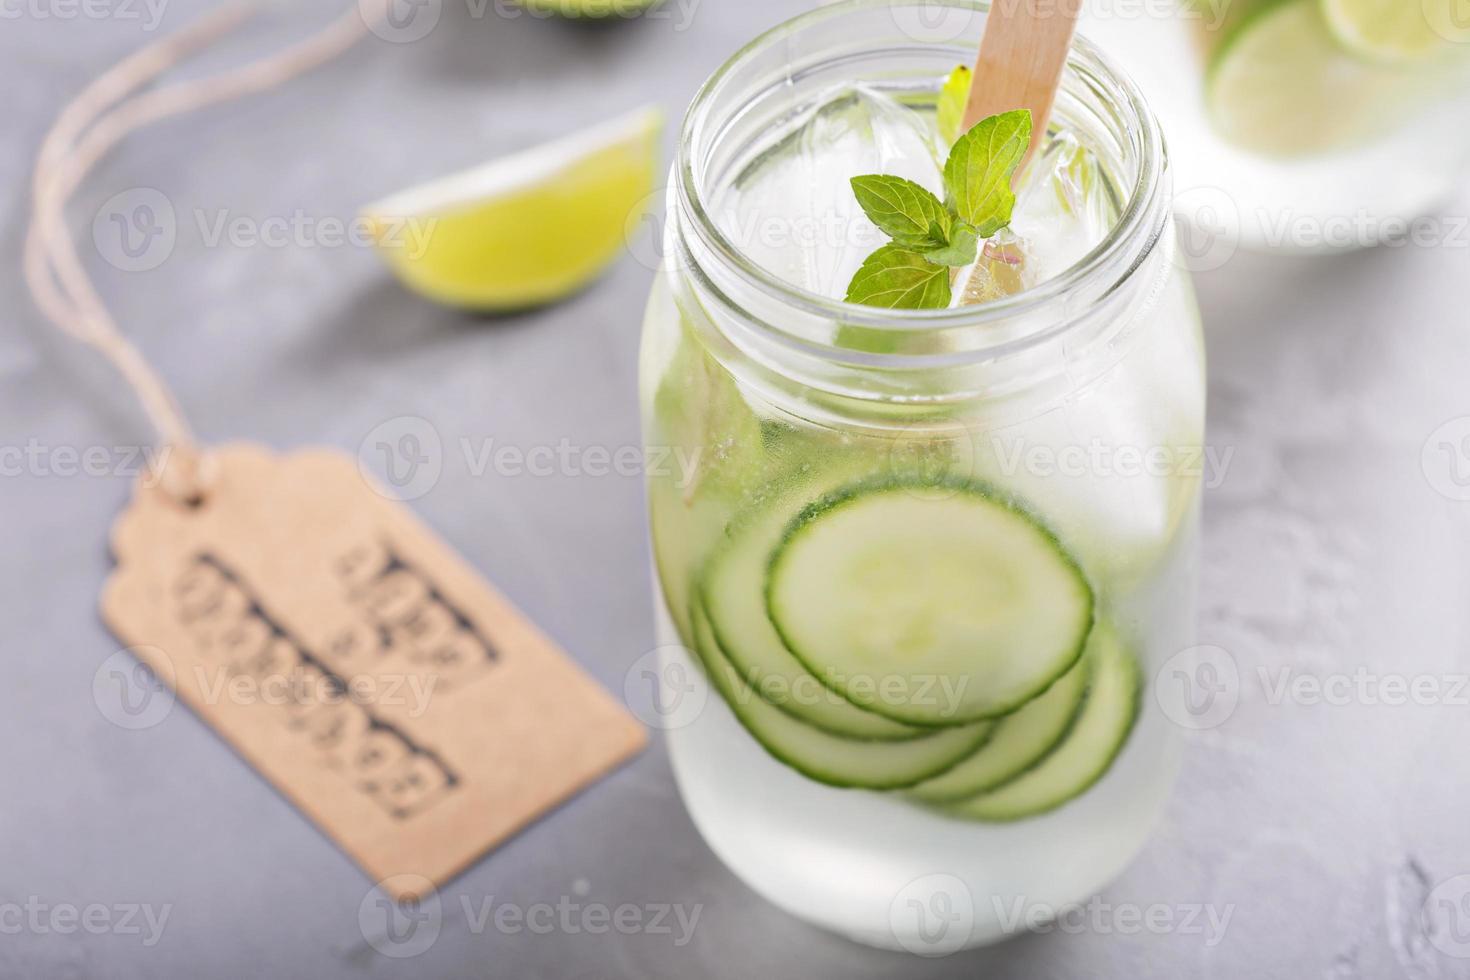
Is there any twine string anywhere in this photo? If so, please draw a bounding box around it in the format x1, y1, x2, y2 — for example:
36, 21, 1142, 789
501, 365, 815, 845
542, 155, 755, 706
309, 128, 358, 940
23, 1, 385, 502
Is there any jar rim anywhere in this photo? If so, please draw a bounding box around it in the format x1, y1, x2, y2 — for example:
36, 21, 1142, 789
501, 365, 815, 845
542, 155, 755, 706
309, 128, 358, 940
674, 0, 1170, 350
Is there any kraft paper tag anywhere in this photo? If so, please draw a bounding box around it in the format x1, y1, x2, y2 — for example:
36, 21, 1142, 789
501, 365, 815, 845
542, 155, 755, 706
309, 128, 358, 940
103, 443, 646, 899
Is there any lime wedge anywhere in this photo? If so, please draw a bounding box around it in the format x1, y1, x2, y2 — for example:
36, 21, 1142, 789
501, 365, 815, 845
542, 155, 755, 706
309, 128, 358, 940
363, 106, 662, 310
519, 0, 661, 14
1206, 0, 1418, 156
1321, 0, 1460, 63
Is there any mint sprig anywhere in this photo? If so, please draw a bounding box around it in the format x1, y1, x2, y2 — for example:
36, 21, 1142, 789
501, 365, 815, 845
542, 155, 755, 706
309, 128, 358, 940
844, 108, 1033, 310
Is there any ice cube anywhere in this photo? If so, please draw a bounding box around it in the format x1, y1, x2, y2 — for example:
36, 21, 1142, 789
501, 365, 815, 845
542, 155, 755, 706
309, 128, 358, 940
716, 83, 946, 297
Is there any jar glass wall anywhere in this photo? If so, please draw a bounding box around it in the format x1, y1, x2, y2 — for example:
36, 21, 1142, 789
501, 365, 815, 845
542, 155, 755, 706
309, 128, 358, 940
639, 0, 1205, 952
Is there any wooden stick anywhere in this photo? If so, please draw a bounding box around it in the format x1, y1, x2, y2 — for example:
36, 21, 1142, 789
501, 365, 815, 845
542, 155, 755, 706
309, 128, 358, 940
963, 0, 1083, 162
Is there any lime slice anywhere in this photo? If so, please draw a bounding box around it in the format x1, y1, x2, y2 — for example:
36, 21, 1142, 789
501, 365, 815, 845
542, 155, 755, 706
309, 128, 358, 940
519, 0, 661, 14
1207, 0, 1418, 156
1321, 0, 1459, 63
363, 106, 662, 310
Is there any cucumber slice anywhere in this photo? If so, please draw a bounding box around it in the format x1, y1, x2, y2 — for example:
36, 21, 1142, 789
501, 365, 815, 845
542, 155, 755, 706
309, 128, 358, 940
690, 603, 994, 790
648, 477, 701, 645
906, 645, 1091, 804
766, 481, 1094, 726
702, 488, 935, 741
520, 0, 660, 14
945, 625, 1140, 822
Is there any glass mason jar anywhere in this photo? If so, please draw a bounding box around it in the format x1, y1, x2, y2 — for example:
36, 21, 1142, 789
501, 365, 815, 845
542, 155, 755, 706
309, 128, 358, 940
639, 0, 1205, 953
1085, 1, 1470, 254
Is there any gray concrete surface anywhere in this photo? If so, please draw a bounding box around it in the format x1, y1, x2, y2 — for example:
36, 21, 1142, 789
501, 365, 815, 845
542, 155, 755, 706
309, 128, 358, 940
4, 1, 1470, 977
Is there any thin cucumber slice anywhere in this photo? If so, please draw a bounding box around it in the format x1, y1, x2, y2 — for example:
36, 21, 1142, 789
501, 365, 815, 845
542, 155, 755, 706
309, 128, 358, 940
690, 604, 994, 790
702, 488, 935, 741
766, 480, 1094, 726
519, 0, 660, 16
648, 477, 702, 645
945, 625, 1140, 822
906, 645, 1091, 804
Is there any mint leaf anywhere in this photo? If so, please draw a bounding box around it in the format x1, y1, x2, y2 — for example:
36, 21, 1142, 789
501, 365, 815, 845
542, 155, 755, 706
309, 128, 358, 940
921, 221, 978, 267
935, 65, 972, 146
844, 244, 952, 309
850, 175, 951, 249
943, 109, 1032, 236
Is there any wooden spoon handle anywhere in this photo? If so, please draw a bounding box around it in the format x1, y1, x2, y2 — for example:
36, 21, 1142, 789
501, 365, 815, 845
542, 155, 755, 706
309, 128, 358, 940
963, 0, 1083, 158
